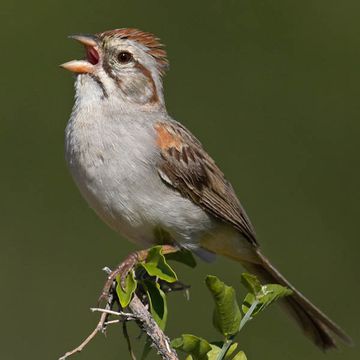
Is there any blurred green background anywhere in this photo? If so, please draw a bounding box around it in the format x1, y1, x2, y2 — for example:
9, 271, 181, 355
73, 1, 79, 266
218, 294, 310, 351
1, 0, 359, 359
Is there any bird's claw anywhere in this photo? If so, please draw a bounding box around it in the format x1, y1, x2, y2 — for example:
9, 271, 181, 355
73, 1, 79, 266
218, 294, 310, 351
97, 252, 140, 306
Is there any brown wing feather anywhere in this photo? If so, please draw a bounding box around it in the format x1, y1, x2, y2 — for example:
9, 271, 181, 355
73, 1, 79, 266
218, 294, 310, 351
155, 120, 258, 246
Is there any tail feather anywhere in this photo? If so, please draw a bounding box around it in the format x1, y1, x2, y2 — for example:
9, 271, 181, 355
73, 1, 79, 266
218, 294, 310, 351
243, 250, 352, 350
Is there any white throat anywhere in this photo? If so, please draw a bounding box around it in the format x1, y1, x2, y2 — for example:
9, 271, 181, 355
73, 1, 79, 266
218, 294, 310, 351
72, 66, 165, 118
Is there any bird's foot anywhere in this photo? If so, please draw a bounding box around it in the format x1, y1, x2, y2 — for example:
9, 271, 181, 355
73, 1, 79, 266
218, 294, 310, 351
98, 245, 178, 305
98, 250, 147, 305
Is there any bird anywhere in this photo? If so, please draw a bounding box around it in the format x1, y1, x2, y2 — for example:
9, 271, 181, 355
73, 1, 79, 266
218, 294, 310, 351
61, 28, 352, 350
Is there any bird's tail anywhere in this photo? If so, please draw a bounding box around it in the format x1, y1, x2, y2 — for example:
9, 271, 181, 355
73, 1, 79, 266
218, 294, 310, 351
241, 249, 352, 350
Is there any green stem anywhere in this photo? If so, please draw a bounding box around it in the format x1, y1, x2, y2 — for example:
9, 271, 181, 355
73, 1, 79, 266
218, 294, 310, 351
216, 298, 260, 360
239, 299, 259, 331
216, 337, 234, 360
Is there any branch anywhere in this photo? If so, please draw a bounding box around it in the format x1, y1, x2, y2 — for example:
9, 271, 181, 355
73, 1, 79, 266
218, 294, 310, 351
129, 294, 178, 360
59, 289, 178, 360
59, 291, 115, 360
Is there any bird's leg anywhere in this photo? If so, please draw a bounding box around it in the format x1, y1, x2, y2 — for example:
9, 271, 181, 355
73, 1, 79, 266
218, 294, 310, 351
98, 245, 178, 304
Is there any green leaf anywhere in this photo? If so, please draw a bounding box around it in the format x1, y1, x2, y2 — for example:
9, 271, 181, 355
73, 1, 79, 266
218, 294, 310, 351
115, 270, 137, 308
241, 273, 262, 295
141, 246, 178, 283
241, 293, 259, 316
143, 280, 168, 330
206, 344, 221, 360
207, 342, 238, 360
166, 249, 197, 268
171, 334, 212, 360
232, 351, 247, 360
242, 284, 292, 316
205, 275, 242, 337
224, 343, 238, 359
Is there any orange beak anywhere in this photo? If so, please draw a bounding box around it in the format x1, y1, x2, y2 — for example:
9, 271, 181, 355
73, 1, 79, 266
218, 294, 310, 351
60, 34, 99, 74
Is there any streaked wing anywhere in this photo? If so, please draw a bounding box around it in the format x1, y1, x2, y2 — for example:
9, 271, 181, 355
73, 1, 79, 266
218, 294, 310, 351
154, 120, 258, 246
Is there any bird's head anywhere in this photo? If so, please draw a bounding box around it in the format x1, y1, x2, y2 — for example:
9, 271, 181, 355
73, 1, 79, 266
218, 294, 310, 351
61, 28, 169, 110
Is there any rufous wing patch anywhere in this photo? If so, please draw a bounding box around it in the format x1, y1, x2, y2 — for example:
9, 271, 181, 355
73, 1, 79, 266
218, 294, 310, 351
155, 123, 182, 150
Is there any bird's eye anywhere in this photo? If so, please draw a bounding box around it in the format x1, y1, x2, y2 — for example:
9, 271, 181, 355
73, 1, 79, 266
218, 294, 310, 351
117, 51, 133, 64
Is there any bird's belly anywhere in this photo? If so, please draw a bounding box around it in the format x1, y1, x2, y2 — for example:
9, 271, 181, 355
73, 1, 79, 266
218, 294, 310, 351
67, 145, 214, 248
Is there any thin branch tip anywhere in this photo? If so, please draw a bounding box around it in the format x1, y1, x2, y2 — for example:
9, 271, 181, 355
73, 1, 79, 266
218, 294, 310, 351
60, 274, 178, 360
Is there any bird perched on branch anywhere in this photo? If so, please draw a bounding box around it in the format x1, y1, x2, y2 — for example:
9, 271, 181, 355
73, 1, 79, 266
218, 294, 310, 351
61, 28, 351, 350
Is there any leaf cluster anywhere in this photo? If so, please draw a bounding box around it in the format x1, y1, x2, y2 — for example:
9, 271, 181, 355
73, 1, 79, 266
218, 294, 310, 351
172, 273, 291, 360
116, 247, 292, 360
116, 246, 193, 331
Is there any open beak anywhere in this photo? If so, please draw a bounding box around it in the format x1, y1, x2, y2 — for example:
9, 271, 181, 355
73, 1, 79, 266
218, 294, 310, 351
60, 34, 100, 74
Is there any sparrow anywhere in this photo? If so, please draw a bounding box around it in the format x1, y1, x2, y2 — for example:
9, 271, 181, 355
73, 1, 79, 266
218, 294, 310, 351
61, 28, 351, 350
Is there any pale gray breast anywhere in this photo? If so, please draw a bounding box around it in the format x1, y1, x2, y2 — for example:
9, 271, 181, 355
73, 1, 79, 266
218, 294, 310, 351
65, 108, 213, 247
